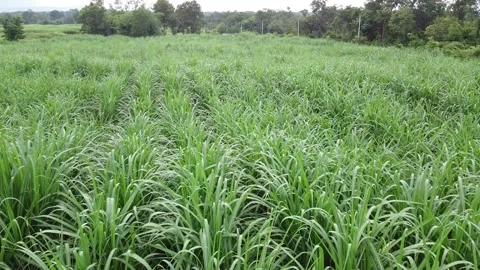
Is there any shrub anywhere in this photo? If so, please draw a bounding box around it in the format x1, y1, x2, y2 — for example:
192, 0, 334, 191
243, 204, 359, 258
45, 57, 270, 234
353, 36, 368, 44
407, 33, 425, 48
1, 16, 26, 41
325, 31, 340, 40
473, 47, 480, 57
440, 45, 480, 58
462, 21, 478, 45
425, 37, 440, 49
460, 47, 480, 58
216, 22, 227, 34
442, 41, 465, 50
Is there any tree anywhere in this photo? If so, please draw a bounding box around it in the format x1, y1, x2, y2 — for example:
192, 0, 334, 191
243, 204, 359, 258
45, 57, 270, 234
110, 7, 159, 37
111, 0, 125, 11
425, 16, 463, 41
362, 0, 392, 41
129, 7, 159, 37
176, 1, 203, 34
1, 16, 26, 41
110, 12, 133, 35
22, 9, 36, 24
49, 10, 64, 21
254, 9, 274, 34
153, 0, 176, 30
311, 0, 327, 14
268, 20, 285, 34
412, 0, 446, 32
78, 2, 111, 35
310, 0, 330, 36
451, 0, 477, 21
127, 0, 145, 10
329, 6, 362, 40
216, 22, 227, 34
389, 7, 415, 43
240, 16, 256, 32
64, 9, 80, 24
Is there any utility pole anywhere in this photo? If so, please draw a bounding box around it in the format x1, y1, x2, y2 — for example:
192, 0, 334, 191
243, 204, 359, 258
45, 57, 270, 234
357, 14, 361, 37
241, 22, 243, 33
261, 20, 264, 35
297, 18, 300, 37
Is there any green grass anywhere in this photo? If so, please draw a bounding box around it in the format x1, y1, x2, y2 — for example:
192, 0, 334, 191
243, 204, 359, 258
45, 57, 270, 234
0, 24, 81, 40
1, 31, 480, 269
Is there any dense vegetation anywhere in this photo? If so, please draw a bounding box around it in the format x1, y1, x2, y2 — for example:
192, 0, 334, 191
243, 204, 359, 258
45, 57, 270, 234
1, 26, 480, 269
81, 0, 480, 57
1, 16, 25, 41
0, 9, 80, 25
207, 0, 480, 57
2, 0, 480, 56
76, 0, 203, 36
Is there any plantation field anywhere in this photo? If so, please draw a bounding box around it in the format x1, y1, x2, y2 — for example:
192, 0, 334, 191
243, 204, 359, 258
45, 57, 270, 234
1, 29, 480, 269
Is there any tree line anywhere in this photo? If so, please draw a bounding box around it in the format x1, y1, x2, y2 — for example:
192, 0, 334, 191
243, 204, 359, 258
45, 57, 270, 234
204, 0, 479, 50
78, 0, 480, 54
0, 9, 80, 25
2, 0, 480, 56
77, 0, 203, 37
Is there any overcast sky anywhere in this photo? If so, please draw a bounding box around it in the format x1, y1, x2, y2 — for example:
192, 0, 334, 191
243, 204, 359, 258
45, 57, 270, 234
1, 0, 364, 12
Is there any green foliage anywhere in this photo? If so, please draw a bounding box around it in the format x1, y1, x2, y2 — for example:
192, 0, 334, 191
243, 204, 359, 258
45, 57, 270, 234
11, 9, 81, 25
352, 35, 368, 44
451, 0, 477, 21
1, 16, 26, 41
442, 41, 466, 50
389, 7, 415, 44
176, 0, 203, 34
329, 6, 362, 41
110, 8, 160, 37
49, 10, 64, 21
22, 10, 36, 24
267, 19, 286, 34
425, 17, 463, 42
153, 0, 176, 30
215, 22, 227, 34
130, 8, 159, 37
407, 33, 426, 47
78, 3, 110, 35
362, 0, 391, 42
461, 20, 478, 44
425, 37, 441, 48
446, 45, 480, 58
